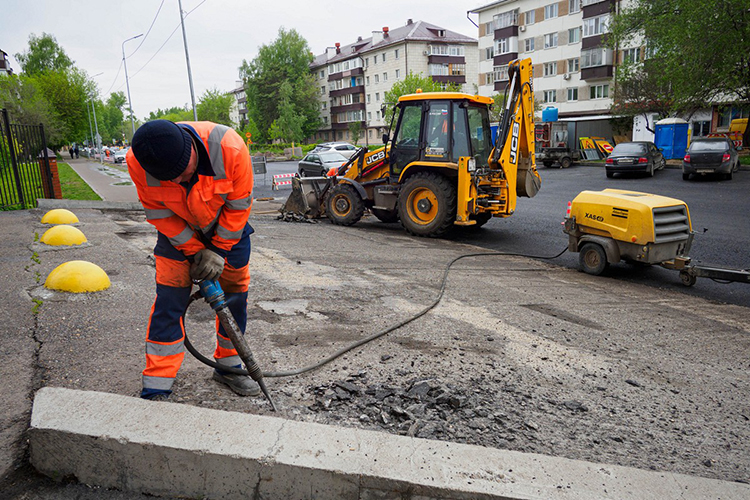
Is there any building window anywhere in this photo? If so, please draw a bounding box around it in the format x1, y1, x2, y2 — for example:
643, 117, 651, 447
544, 33, 558, 49
395, 69, 400, 79
567, 58, 579, 72
367, 94, 371, 104
429, 45, 465, 56
395, 49, 399, 59
583, 14, 610, 37
366, 76, 370, 85
493, 10, 519, 29
486, 46, 495, 59
582, 0, 603, 6
319, 70, 325, 78
383, 72, 387, 81
374, 74, 379, 83
525, 38, 535, 52
321, 102, 326, 110
567, 88, 578, 101
544, 62, 557, 76
494, 65, 509, 81
368, 111, 372, 121
496, 38, 509, 54
581, 48, 608, 68
484, 21, 494, 34
382, 52, 386, 61
320, 86, 325, 95
323, 116, 328, 125
544, 3, 558, 20
525, 10, 535, 24
569, 0, 581, 13
543, 90, 557, 103
623, 47, 641, 64
374, 55, 378, 64
365, 57, 369, 66
429, 64, 449, 76
568, 27, 580, 44
589, 84, 609, 99
451, 64, 466, 76
486, 71, 495, 85
692, 120, 710, 137
376, 92, 380, 101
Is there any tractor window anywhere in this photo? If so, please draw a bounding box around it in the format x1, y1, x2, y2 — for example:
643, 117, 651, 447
452, 103, 470, 161
425, 102, 449, 159
467, 105, 492, 166
392, 103, 423, 175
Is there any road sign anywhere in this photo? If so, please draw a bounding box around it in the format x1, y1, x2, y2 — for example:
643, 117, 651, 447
245, 132, 252, 138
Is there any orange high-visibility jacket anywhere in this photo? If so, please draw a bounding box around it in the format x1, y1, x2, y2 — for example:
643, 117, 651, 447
127, 122, 253, 257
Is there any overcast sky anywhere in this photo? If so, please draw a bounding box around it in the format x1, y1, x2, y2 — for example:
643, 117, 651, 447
1, 0, 486, 120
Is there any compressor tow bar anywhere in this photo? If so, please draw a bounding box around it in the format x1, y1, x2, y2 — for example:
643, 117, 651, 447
192, 279, 277, 411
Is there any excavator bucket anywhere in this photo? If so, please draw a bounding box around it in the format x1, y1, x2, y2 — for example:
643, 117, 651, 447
280, 176, 330, 219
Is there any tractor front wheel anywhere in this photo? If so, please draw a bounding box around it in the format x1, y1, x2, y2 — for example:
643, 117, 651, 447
398, 172, 456, 237
326, 184, 364, 226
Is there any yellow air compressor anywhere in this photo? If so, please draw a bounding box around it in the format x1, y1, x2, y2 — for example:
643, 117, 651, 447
563, 189, 749, 286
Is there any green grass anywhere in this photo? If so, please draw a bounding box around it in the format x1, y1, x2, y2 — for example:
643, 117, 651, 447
739, 155, 750, 166
57, 162, 102, 201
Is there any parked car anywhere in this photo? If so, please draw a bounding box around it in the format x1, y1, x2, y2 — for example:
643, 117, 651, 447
311, 142, 359, 159
298, 151, 348, 177
113, 147, 129, 164
682, 137, 739, 180
605, 141, 666, 178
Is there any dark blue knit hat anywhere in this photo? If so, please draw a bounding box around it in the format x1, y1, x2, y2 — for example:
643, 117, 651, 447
131, 120, 193, 181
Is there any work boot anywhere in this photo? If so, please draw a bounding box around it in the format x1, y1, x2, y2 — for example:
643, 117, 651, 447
212, 370, 260, 396
146, 393, 171, 402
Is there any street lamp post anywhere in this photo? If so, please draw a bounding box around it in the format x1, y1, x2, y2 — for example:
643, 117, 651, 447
86, 72, 103, 157
122, 34, 143, 136
178, 0, 198, 121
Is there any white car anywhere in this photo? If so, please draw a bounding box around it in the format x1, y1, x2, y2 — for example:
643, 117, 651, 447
113, 147, 129, 163
312, 142, 359, 159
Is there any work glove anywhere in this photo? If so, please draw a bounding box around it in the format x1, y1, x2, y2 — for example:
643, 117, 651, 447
190, 249, 225, 282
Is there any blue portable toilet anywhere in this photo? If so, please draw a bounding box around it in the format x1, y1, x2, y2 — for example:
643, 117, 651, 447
654, 118, 689, 159
542, 106, 558, 123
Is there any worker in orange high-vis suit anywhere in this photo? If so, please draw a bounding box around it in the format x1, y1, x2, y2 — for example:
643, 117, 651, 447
127, 119, 255, 401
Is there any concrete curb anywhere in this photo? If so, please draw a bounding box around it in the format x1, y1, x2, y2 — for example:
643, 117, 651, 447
36, 199, 143, 211
30, 388, 750, 500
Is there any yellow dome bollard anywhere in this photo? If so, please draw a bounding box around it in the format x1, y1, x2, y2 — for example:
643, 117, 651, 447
40, 225, 87, 246
44, 261, 111, 293
41, 209, 79, 225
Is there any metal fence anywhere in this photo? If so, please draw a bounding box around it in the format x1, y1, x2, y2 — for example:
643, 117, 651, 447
0, 108, 53, 210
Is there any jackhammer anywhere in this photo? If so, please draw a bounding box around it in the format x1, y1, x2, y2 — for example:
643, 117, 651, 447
187, 279, 277, 411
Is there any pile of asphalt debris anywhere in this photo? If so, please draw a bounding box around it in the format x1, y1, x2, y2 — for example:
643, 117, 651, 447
306, 371, 562, 450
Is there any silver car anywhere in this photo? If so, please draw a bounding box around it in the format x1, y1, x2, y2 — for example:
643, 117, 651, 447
311, 142, 359, 159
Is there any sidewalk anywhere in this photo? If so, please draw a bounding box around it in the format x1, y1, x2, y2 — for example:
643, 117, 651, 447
65, 157, 138, 202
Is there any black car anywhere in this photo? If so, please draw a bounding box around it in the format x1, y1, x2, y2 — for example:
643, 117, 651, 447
682, 138, 739, 180
605, 141, 666, 178
297, 151, 348, 177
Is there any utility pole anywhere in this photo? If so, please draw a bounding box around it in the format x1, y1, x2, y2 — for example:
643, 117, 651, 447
122, 34, 143, 135
87, 72, 103, 157
178, 0, 198, 120
91, 98, 103, 166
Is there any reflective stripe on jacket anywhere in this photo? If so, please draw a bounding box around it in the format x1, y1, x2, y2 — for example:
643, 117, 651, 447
127, 121, 253, 257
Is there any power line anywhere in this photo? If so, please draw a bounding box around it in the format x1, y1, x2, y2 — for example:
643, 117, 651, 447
126, 0, 166, 58
103, 59, 124, 96
115, 0, 206, 91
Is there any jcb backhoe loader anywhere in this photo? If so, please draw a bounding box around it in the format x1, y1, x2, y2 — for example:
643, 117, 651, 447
281, 58, 541, 238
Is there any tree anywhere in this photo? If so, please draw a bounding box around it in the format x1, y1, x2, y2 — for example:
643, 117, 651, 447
383, 72, 460, 123
0, 74, 65, 145
33, 68, 93, 144
348, 121, 362, 145
239, 28, 320, 143
146, 105, 193, 123
608, 0, 750, 116
608, 62, 674, 134
14, 33, 73, 76
488, 93, 507, 123
197, 87, 234, 126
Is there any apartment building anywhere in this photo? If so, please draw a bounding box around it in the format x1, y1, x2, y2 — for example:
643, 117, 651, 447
228, 81, 248, 129
310, 19, 479, 145
0, 50, 13, 76
471, 0, 626, 144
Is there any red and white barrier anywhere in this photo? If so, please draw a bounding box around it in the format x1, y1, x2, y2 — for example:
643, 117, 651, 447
272, 173, 296, 190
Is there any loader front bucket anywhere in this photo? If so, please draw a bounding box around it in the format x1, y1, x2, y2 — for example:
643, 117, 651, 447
280, 176, 330, 219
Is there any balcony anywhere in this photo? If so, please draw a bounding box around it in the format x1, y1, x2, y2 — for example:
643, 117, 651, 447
580, 65, 613, 80
582, 34, 606, 50
431, 75, 466, 85
583, 0, 617, 18
331, 120, 365, 130
494, 25, 519, 39
428, 55, 466, 65
330, 85, 365, 98
330, 102, 366, 114
327, 66, 363, 82
494, 53, 518, 66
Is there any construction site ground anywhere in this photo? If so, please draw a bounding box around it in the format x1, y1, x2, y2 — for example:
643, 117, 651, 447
1, 198, 749, 498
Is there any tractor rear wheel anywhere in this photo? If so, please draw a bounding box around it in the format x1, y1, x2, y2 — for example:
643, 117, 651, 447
579, 242, 608, 276
326, 184, 364, 226
398, 172, 456, 237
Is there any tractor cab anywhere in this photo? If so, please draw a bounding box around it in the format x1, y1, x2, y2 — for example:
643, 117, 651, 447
387, 92, 495, 178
